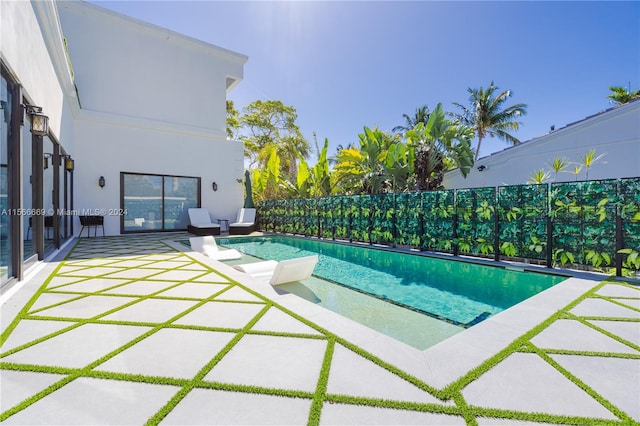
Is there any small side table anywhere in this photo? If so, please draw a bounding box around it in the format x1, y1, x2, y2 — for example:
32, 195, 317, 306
218, 219, 230, 233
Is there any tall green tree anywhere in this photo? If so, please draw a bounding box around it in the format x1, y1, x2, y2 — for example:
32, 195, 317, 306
452, 81, 527, 161
239, 100, 309, 180
406, 103, 475, 190
226, 100, 240, 139
392, 105, 430, 135
607, 85, 640, 105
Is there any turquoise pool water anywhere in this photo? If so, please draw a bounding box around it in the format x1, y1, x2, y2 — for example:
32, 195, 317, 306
217, 235, 566, 329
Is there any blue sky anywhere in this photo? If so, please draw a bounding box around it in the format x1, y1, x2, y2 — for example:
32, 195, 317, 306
91, 1, 639, 160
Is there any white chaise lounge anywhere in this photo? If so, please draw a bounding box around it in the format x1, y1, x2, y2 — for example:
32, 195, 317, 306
229, 208, 257, 235
189, 236, 242, 260
187, 208, 221, 236
233, 255, 319, 286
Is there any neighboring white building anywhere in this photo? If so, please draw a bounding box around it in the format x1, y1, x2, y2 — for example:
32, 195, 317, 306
443, 99, 640, 189
0, 0, 247, 283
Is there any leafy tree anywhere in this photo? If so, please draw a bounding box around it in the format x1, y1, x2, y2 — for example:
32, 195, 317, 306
607, 85, 640, 105
392, 105, 430, 136
250, 146, 282, 202
334, 127, 399, 194
282, 138, 333, 198
384, 142, 414, 192
226, 100, 240, 139
239, 100, 309, 180
405, 103, 475, 190
452, 81, 527, 161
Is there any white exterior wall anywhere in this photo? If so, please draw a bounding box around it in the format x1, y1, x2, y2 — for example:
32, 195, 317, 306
444, 100, 640, 189
72, 117, 245, 235
56, 1, 248, 236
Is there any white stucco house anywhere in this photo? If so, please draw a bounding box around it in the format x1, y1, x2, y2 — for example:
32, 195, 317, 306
443, 99, 640, 189
0, 0, 247, 283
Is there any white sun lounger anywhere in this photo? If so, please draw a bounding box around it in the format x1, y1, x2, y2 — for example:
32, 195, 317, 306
187, 208, 221, 236
229, 208, 257, 235
189, 236, 242, 260
233, 255, 319, 286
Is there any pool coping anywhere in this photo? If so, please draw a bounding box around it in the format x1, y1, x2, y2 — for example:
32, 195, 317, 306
164, 239, 606, 390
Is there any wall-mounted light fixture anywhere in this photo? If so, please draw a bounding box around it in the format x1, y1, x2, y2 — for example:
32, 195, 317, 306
43, 153, 52, 170
64, 157, 74, 171
24, 104, 49, 136
477, 165, 487, 172
99, 176, 105, 188
212, 181, 218, 192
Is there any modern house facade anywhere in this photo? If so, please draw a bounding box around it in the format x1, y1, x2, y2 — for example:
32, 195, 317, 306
443, 99, 640, 189
0, 0, 247, 285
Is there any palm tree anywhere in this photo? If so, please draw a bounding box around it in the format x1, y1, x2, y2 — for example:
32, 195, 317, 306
406, 103, 475, 190
607, 86, 640, 105
392, 105, 430, 135
452, 81, 527, 161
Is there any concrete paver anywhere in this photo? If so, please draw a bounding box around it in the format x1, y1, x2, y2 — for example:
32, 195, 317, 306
319, 404, 466, 425
2, 378, 179, 425
173, 301, 265, 329
0, 370, 64, 412
251, 306, 324, 335
155, 282, 229, 299
0, 319, 72, 352
2, 323, 151, 368
101, 299, 198, 323
588, 319, 640, 345
570, 298, 640, 318
204, 334, 327, 392
160, 389, 312, 425
461, 353, 616, 419
550, 354, 640, 421
326, 344, 443, 404
33, 295, 137, 319
530, 319, 639, 354
96, 328, 236, 378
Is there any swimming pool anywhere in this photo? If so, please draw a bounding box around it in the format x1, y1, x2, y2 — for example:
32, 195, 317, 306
216, 235, 566, 349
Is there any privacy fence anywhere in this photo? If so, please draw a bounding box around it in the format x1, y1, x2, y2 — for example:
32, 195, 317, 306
257, 178, 640, 277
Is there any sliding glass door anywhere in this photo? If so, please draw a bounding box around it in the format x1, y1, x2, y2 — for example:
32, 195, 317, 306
121, 172, 199, 233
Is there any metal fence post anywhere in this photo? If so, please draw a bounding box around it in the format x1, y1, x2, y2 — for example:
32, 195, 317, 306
494, 186, 500, 261
453, 189, 459, 257
546, 183, 553, 268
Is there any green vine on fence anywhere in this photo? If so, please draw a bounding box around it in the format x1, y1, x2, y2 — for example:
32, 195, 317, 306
256, 178, 640, 276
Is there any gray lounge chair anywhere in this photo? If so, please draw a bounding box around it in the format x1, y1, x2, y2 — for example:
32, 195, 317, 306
229, 208, 257, 235
187, 208, 221, 236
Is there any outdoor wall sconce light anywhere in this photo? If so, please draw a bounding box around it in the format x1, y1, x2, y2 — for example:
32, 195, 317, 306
24, 104, 49, 136
43, 153, 52, 170
99, 176, 105, 188
477, 165, 487, 172
64, 157, 74, 171
212, 182, 218, 192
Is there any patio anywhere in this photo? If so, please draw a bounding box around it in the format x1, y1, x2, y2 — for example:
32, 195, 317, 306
1, 233, 638, 425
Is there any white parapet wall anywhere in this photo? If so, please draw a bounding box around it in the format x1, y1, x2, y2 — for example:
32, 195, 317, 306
444, 100, 640, 189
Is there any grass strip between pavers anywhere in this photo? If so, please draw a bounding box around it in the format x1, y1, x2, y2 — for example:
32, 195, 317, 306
307, 337, 335, 426
2, 236, 638, 425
